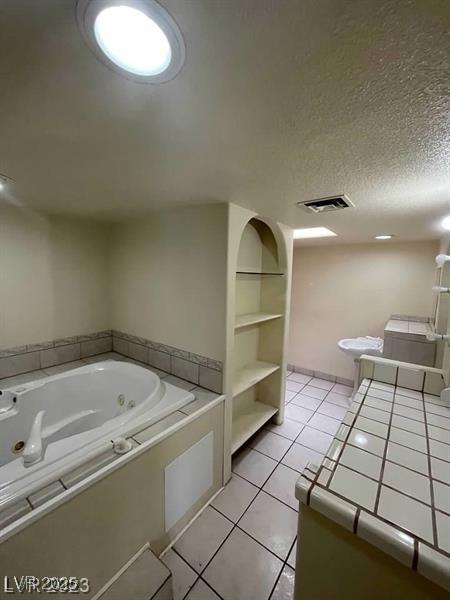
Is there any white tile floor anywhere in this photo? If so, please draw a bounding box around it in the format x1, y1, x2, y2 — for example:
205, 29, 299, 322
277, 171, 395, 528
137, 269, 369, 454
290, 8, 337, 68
164, 372, 351, 599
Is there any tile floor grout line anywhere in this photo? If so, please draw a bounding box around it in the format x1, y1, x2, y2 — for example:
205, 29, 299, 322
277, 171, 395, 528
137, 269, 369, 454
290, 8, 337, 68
233, 458, 302, 486
229, 457, 300, 511
231, 428, 303, 530
176, 479, 282, 600
247, 395, 340, 473
180, 522, 235, 596
268, 535, 298, 600
170, 548, 201, 599
234, 521, 295, 564
285, 413, 341, 430
198, 575, 226, 600
172, 546, 224, 600
248, 435, 295, 462
212, 480, 298, 519
245, 444, 293, 464
150, 574, 172, 600
287, 373, 353, 396
228, 433, 301, 596
252, 487, 297, 513
263, 423, 303, 442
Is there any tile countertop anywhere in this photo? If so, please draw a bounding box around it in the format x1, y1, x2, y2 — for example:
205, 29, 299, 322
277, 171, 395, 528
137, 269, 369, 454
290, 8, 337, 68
384, 318, 433, 340
296, 378, 450, 592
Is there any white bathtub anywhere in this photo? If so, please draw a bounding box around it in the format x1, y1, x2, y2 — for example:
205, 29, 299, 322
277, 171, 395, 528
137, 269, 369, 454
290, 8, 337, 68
0, 361, 194, 509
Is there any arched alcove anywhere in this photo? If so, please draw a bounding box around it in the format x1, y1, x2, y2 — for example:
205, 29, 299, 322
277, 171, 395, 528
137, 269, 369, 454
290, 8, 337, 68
230, 216, 288, 453
236, 218, 280, 275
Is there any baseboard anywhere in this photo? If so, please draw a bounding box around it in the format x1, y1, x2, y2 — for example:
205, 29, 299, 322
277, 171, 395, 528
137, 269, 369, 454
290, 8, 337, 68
287, 363, 353, 387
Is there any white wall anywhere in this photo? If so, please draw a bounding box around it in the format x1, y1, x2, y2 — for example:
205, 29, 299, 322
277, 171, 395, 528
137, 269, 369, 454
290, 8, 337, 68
0, 205, 111, 349
289, 240, 439, 380
439, 235, 450, 383
110, 204, 227, 361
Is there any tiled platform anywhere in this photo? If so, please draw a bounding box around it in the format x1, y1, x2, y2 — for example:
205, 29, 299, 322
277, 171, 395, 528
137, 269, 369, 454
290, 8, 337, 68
0, 353, 222, 532
296, 373, 450, 591
163, 372, 350, 599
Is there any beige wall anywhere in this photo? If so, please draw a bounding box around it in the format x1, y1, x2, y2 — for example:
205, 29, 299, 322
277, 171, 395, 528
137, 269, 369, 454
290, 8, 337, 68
110, 204, 228, 361
288, 240, 439, 380
1, 203, 227, 362
0, 205, 111, 349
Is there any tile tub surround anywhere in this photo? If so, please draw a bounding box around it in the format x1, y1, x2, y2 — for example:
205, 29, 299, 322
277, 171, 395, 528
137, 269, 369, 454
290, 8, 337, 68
295, 375, 450, 592
0, 330, 113, 380
0, 329, 223, 393
163, 371, 352, 599
0, 353, 223, 536
112, 330, 223, 394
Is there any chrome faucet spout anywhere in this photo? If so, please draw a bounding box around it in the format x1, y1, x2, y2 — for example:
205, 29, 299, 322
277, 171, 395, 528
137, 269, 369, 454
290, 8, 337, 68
23, 410, 46, 466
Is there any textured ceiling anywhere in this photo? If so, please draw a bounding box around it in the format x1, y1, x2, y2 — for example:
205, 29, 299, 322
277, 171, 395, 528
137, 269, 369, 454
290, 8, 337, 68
0, 0, 449, 243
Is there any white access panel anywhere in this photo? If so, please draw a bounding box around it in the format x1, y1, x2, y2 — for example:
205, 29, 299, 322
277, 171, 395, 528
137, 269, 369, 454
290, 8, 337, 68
164, 431, 214, 531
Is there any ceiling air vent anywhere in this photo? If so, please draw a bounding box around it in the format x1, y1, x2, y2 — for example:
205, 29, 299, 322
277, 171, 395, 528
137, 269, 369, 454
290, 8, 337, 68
296, 194, 354, 214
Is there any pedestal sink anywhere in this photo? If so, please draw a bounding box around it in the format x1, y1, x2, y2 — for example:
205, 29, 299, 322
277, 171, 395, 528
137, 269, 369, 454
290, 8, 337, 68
338, 336, 384, 393
338, 337, 384, 359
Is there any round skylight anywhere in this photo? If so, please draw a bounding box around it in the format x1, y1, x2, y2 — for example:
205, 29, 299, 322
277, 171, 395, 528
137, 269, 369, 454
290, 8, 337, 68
77, 0, 185, 83
94, 6, 171, 76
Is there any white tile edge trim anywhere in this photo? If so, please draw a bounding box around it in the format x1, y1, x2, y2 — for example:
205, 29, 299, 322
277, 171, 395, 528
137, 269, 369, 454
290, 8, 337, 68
309, 486, 357, 532
357, 511, 414, 568
358, 355, 447, 391
418, 542, 450, 592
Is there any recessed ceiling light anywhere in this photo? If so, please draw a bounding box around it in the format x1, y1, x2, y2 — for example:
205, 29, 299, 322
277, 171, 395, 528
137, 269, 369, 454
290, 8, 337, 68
442, 216, 450, 231
375, 234, 394, 240
293, 227, 337, 239
77, 0, 185, 83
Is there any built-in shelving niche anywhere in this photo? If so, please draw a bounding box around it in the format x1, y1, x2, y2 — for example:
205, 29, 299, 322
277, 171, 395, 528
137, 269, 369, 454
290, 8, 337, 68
232, 218, 286, 453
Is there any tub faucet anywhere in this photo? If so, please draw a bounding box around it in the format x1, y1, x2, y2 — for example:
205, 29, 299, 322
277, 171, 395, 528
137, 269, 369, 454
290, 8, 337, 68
23, 410, 46, 466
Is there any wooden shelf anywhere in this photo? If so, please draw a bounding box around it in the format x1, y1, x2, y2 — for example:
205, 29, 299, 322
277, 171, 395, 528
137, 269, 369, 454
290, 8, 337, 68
235, 312, 283, 330
233, 360, 280, 397
232, 401, 278, 453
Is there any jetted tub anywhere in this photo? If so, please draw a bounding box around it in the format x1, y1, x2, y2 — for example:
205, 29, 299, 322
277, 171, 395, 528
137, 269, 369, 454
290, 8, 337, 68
0, 361, 194, 508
